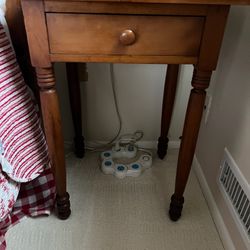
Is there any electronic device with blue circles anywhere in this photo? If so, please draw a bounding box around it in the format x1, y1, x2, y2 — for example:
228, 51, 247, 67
101, 142, 152, 179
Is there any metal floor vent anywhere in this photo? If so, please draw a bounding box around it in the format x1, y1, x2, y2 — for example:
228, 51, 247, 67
219, 148, 250, 248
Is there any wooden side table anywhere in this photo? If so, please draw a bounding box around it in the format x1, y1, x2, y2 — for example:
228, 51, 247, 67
21, 0, 250, 221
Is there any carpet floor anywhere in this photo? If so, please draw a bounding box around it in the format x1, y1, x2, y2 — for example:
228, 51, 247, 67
6, 149, 224, 250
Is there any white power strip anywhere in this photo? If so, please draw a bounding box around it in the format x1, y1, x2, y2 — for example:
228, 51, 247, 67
100, 143, 152, 179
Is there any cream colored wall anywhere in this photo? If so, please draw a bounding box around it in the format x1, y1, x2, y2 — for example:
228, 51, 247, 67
196, 6, 250, 250
56, 63, 192, 145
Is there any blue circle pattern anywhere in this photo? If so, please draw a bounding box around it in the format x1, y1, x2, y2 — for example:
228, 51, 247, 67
104, 152, 111, 157
104, 161, 112, 166
117, 166, 125, 171
132, 164, 140, 170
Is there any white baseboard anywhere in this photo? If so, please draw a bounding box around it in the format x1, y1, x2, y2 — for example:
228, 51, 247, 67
193, 155, 235, 250
135, 140, 180, 149
64, 140, 180, 150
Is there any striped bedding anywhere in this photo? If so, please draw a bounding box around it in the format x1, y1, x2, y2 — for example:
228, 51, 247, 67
0, 21, 55, 250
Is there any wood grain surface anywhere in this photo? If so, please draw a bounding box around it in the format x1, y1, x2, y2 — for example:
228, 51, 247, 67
44, 0, 250, 5
47, 14, 204, 57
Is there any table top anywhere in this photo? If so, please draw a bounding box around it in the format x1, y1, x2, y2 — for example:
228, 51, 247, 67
43, 0, 250, 5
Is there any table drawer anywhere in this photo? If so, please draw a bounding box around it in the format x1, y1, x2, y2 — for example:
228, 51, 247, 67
46, 14, 204, 56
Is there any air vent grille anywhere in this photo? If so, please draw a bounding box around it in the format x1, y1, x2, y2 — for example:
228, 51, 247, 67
219, 148, 250, 247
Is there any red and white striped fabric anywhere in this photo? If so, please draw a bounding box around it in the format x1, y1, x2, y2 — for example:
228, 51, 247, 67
0, 24, 49, 183
0, 21, 56, 250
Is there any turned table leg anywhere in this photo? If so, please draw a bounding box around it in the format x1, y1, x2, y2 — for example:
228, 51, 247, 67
157, 64, 179, 159
169, 69, 212, 221
36, 67, 71, 220
66, 63, 85, 158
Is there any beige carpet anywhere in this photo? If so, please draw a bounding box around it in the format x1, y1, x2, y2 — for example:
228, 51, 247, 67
6, 149, 224, 250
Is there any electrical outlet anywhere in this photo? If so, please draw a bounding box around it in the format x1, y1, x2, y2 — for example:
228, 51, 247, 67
204, 94, 212, 124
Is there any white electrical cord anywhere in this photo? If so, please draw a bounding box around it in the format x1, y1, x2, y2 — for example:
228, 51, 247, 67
85, 64, 150, 153
114, 130, 143, 150
85, 64, 122, 151
113, 130, 152, 157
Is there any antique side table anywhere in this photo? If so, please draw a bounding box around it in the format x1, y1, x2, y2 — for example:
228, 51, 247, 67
21, 0, 250, 220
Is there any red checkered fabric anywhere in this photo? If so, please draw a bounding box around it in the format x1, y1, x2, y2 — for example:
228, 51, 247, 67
0, 165, 56, 250
0, 19, 56, 250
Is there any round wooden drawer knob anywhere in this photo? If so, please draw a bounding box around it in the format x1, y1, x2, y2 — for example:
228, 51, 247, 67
119, 29, 136, 46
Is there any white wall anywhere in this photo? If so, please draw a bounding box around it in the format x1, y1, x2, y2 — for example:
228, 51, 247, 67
196, 6, 250, 250
56, 63, 192, 146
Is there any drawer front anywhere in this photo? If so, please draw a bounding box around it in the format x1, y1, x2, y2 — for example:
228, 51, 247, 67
47, 14, 204, 56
